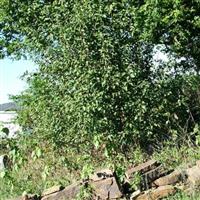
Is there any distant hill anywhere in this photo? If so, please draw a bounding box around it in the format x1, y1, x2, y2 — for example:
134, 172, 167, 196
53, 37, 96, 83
0, 102, 19, 111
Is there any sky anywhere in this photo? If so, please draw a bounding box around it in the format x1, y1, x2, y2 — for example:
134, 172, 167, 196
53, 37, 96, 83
0, 58, 37, 104
0, 49, 168, 105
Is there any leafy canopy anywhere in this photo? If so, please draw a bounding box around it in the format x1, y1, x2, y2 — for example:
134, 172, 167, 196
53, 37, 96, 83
1, 0, 200, 155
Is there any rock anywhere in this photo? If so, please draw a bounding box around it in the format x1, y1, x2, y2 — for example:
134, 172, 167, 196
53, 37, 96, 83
135, 185, 176, 200
175, 184, 185, 192
184, 187, 196, 196
23, 194, 38, 200
126, 160, 159, 179
141, 165, 167, 190
130, 190, 141, 200
41, 182, 81, 200
196, 160, 200, 168
186, 166, 200, 186
42, 185, 64, 197
89, 168, 113, 182
0, 155, 8, 170
125, 163, 167, 192
90, 177, 122, 199
153, 170, 183, 186
10, 194, 38, 200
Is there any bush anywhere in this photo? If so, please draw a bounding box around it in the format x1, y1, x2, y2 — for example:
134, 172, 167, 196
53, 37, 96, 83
1, 0, 200, 156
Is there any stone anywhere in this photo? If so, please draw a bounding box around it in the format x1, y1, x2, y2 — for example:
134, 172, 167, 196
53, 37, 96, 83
196, 160, 200, 168
184, 187, 196, 196
126, 160, 159, 179
90, 177, 122, 199
0, 155, 8, 170
89, 168, 113, 182
186, 166, 200, 186
135, 185, 176, 200
23, 194, 38, 200
10, 194, 38, 200
42, 185, 64, 197
153, 170, 183, 186
41, 182, 81, 200
130, 190, 141, 200
125, 164, 167, 192
141, 165, 167, 190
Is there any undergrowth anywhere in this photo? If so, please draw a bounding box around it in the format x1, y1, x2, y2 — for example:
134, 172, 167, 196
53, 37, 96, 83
1, 134, 200, 200
166, 192, 200, 200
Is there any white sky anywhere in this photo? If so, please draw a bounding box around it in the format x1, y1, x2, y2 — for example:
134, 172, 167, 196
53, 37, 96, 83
0, 58, 37, 104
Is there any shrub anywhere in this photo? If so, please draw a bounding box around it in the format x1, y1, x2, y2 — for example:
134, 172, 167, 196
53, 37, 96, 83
1, 0, 200, 156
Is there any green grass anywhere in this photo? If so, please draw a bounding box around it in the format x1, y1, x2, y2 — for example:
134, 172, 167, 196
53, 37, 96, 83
1, 135, 200, 200
166, 192, 200, 200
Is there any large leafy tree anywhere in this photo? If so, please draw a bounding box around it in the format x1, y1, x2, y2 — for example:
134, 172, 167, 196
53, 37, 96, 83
1, 0, 200, 155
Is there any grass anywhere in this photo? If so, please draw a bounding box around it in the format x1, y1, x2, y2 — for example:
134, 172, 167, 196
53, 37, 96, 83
166, 192, 200, 200
1, 134, 200, 200
153, 145, 200, 170
0, 135, 77, 199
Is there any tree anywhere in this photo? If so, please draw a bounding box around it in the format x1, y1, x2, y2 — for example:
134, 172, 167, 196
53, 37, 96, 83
1, 0, 200, 156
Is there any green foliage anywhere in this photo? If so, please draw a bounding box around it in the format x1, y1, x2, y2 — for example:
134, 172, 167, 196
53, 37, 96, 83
130, 172, 142, 191
115, 165, 126, 183
155, 145, 200, 170
1, 2, 200, 197
0, 135, 75, 199
1, 3, 200, 197
76, 185, 93, 200
166, 191, 200, 200
81, 164, 94, 180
